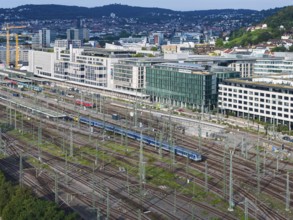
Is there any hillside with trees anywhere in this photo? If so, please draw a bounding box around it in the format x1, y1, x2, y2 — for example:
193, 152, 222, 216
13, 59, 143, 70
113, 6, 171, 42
222, 6, 293, 48
0, 4, 278, 24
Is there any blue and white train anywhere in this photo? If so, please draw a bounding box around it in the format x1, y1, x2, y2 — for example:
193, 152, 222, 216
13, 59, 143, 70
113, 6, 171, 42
79, 117, 202, 162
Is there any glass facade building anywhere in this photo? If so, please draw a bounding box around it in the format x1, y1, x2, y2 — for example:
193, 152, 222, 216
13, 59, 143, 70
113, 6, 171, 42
146, 63, 240, 109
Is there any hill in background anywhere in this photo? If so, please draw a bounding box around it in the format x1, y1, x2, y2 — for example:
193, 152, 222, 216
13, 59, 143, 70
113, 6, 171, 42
0, 4, 279, 25
222, 6, 293, 48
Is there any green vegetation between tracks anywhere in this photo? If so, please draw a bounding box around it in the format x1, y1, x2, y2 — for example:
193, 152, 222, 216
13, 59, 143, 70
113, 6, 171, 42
6, 127, 270, 219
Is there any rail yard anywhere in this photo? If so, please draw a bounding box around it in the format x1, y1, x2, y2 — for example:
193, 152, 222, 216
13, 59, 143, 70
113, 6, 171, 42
0, 79, 292, 220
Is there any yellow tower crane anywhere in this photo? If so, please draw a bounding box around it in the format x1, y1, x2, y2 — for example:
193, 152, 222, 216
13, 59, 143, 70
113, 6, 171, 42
3, 25, 26, 69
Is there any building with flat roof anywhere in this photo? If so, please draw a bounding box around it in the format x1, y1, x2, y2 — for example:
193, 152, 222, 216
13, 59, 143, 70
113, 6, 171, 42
184, 56, 256, 78
67, 28, 89, 41
146, 63, 240, 109
32, 28, 56, 48
28, 47, 136, 89
254, 57, 285, 75
218, 74, 293, 127
0, 47, 29, 66
254, 55, 293, 76
54, 39, 82, 49
113, 58, 169, 92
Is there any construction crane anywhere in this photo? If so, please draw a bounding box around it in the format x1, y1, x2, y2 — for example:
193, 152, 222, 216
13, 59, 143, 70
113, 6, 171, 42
3, 25, 26, 69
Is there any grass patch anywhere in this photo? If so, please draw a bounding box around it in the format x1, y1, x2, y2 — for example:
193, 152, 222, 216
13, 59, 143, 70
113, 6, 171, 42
27, 157, 50, 170
146, 166, 180, 189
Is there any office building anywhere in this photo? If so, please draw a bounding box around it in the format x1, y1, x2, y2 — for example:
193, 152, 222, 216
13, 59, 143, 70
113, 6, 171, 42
146, 63, 240, 109
28, 47, 136, 89
39, 28, 55, 48
254, 57, 293, 76
54, 40, 82, 49
183, 56, 256, 78
67, 28, 89, 41
113, 58, 167, 92
31, 29, 56, 48
218, 74, 293, 127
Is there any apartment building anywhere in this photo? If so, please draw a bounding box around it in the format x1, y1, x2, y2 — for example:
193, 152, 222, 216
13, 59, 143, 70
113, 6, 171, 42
218, 74, 293, 127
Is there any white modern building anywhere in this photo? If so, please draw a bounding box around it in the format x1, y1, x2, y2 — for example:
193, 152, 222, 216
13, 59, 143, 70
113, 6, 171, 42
254, 57, 293, 76
28, 50, 55, 77
254, 57, 284, 75
28, 47, 136, 89
218, 74, 293, 127
113, 58, 167, 92
229, 60, 254, 78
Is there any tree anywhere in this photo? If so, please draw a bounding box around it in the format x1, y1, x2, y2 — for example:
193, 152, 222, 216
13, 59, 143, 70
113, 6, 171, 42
215, 38, 224, 47
271, 46, 287, 52
133, 53, 144, 57
119, 30, 130, 38
0, 173, 13, 216
0, 171, 77, 220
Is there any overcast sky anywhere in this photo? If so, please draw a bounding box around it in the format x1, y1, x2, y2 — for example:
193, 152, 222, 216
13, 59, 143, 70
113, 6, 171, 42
2, 0, 293, 11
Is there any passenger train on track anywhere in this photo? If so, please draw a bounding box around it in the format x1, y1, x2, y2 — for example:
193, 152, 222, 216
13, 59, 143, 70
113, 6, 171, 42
79, 116, 202, 162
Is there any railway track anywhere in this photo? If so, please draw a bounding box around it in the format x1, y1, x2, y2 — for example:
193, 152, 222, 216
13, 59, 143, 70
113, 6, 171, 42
1, 86, 292, 219
1, 110, 242, 219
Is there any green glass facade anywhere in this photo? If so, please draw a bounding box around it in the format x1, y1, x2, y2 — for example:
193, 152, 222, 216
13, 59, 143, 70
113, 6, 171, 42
146, 63, 240, 109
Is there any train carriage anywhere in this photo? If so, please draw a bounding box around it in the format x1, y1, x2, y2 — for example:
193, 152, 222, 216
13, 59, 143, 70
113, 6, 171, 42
75, 99, 96, 108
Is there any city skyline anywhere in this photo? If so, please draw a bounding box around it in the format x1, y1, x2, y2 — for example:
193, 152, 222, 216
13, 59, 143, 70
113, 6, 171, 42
2, 0, 293, 11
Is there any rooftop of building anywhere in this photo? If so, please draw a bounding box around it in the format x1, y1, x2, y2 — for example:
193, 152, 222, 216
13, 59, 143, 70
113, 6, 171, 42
255, 57, 284, 61
185, 55, 257, 62
152, 62, 237, 74
116, 58, 172, 65
223, 73, 293, 90
82, 48, 136, 58
154, 62, 206, 70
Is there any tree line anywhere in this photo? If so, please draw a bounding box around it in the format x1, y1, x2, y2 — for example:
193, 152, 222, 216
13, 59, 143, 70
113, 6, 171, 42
0, 171, 77, 220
